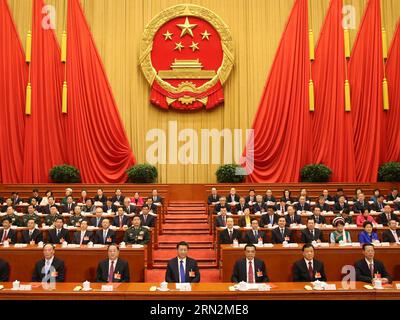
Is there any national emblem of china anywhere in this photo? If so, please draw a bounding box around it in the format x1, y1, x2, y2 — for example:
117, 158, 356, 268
140, 4, 234, 111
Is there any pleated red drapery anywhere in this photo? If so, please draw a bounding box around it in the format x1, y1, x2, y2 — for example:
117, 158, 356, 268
22, 0, 67, 183
0, 0, 27, 183
385, 21, 400, 162
348, 0, 384, 182
65, 0, 135, 183
245, 0, 311, 182
311, 0, 357, 182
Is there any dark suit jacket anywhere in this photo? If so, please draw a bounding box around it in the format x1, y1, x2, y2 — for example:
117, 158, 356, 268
245, 196, 256, 203
96, 259, 130, 282
219, 229, 242, 244
301, 228, 324, 243
111, 196, 125, 204
0, 259, 10, 282
263, 196, 276, 204
1, 205, 15, 213
238, 216, 254, 227
95, 229, 116, 244
355, 259, 392, 283
235, 203, 249, 213
311, 215, 326, 224
103, 205, 118, 213
334, 203, 350, 212
226, 194, 240, 203
140, 214, 156, 228
253, 202, 266, 213
379, 213, 399, 226
21, 229, 43, 244
207, 194, 220, 205
113, 215, 132, 228
275, 204, 288, 213
151, 196, 163, 204
244, 230, 267, 244
48, 228, 70, 244
295, 202, 311, 212
231, 258, 269, 283
382, 229, 400, 243
315, 203, 330, 212
61, 203, 76, 213
41, 204, 59, 215
90, 217, 104, 228
122, 205, 137, 215
285, 214, 301, 226
214, 204, 229, 214
32, 257, 65, 282
215, 215, 228, 228
94, 195, 108, 204
271, 227, 294, 244
293, 259, 327, 282
0, 228, 17, 244
353, 201, 370, 213
165, 257, 200, 283
73, 231, 94, 245
372, 202, 386, 212
260, 214, 279, 227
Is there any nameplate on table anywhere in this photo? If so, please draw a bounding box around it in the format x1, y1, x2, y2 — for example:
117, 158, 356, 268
101, 285, 114, 292
176, 283, 191, 291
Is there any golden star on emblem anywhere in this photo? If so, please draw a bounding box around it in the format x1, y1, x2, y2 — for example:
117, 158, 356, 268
174, 42, 185, 51
201, 30, 211, 40
190, 41, 199, 52
163, 30, 173, 40
177, 17, 197, 38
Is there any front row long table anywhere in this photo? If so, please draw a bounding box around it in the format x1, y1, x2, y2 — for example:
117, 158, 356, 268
221, 244, 400, 282
0, 245, 146, 282
0, 282, 399, 300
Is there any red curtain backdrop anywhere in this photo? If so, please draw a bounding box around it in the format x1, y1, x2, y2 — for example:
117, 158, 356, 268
0, 0, 27, 183
311, 0, 357, 182
22, 0, 67, 183
245, 0, 311, 182
348, 0, 384, 182
65, 0, 135, 183
385, 21, 400, 162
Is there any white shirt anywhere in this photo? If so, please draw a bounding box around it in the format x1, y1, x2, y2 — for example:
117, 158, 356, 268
365, 259, 374, 273
391, 229, 399, 242
177, 257, 186, 283
44, 257, 54, 275
246, 258, 255, 283
80, 230, 87, 244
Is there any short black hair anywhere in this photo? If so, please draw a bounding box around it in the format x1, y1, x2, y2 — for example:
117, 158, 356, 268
142, 204, 149, 209
176, 241, 189, 249
302, 243, 314, 251
108, 244, 119, 251
33, 189, 39, 193
267, 206, 275, 211
55, 217, 64, 223
2, 217, 12, 224
363, 221, 373, 228
244, 243, 256, 251
362, 243, 374, 251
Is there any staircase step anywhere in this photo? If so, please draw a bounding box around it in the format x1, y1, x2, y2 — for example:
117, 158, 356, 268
162, 230, 210, 235
162, 223, 209, 230
165, 214, 208, 219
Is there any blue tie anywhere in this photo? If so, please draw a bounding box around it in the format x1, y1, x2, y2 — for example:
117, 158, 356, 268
179, 260, 186, 283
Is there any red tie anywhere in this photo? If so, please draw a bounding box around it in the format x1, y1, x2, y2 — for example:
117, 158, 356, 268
308, 261, 314, 280
108, 261, 115, 283
1, 230, 8, 242
248, 261, 254, 283
119, 216, 123, 228
369, 263, 374, 278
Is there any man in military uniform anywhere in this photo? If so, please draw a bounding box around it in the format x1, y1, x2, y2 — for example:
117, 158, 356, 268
123, 215, 150, 245
3, 206, 21, 227
21, 205, 42, 227
69, 206, 85, 227
44, 206, 62, 227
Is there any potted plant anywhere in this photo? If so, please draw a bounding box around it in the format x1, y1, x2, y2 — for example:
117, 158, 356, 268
378, 162, 400, 182
300, 164, 332, 182
49, 164, 81, 183
216, 164, 246, 183
126, 164, 158, 183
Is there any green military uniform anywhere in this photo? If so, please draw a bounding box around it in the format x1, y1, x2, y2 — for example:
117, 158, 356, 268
3, 213, 21, 227
69, 215, 85, 227
123, 227, 150, 245
44, 214, 62, 226
21, 213, 41, 227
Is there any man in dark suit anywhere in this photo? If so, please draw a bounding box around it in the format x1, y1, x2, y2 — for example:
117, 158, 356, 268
292, 244, 327, 282
1, 198, 14, 213
151, 189, 163, 205
61, 196, 76, 214
311, 207, 326, 225
48, 218, 70, 244
259, 206, 279, 227
73, 220, 94, 245
253, 195, 266, 214
0, 217, 17, 244
355, 243, 392, 284
207, 187, 220, 205
11, 192, 23, 205
334, 196, 350, 212
231, 244, 269, 283
32, 244, 65, 282
219, 217, 241, 244
275, 200, 287, 214
285, 205, 301, 226
165, 241, 200, 283
382, 219, 400, 243
215, 208, 229, 228
95, 219, 116, 245
41, 196, 58, 215
387, 188, 399, 201
353, 193, 370, 213
295, 196, 311, 212
244, 220, 267, 244
21, 218, 43, 244
372, 195, 386, 212
96, 244, 130, 282
94, 189, 108, 204
245, 189, 256, 204
315, 196, 330, 212
122, 198, 137, 215
235, 197, 249, 214
113, 207, 132, 228
103, 199, 117, 214
90, 207, 105, 227
111, 189, 125, 205
379, 205, 399, 226
226, 188, 240, 204
28, 189, 42, 205
0, 259, 9, 282
301, 218, 324, 243
214, 197, 230, 214
139, 205, 156, 228
272, 217, 294, 244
